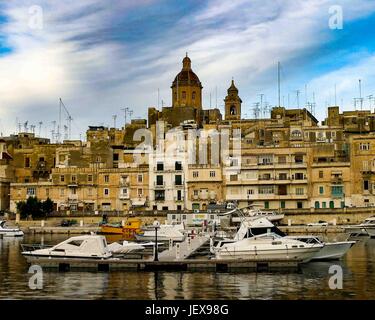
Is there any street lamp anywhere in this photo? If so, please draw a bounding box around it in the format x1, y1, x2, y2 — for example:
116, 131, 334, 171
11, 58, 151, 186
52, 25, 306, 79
153, 219, 160, 261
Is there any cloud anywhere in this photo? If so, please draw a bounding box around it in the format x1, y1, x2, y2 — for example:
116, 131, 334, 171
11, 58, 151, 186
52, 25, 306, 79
0, 0, 375, 137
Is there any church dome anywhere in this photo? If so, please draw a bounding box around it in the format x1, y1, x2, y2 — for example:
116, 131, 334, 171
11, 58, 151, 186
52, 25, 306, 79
172, 55, 202, 88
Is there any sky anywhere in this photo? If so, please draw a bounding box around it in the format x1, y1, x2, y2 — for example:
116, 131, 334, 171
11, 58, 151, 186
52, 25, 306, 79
1, 0, 375, 140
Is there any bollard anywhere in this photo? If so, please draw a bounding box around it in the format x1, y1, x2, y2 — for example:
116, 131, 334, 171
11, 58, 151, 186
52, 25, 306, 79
176, 243, 181, 260
187, 236, 191, 251
288, 219, 292, 226
80, 220, 83, 227
16, 213, 20, 224
121, 220, 125, 227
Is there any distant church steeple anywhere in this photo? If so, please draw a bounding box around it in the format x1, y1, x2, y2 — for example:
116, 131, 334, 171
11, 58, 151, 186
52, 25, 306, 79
224, 79, 242, 120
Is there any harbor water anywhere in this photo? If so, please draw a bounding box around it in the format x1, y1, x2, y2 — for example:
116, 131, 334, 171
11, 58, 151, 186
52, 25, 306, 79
0, 234, 375, 300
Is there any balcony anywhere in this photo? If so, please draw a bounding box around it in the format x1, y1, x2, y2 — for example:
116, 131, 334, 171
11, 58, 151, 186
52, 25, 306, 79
120, 180, 130, 187
68, 194, 78, 202
174, 197, 185, 202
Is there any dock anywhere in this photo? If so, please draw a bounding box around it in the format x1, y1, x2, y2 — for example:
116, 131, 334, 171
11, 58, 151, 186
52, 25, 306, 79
23, 256, 300, 272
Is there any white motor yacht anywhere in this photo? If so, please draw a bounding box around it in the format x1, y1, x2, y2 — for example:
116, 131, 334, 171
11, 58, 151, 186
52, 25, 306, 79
222, 217, 355, 261
22, 235, 112, 262
343, 216, 375, 236
135, 223, 185, 241
0, 220, 24, 237
212, 233, 323, 262
285, 235, 356, 260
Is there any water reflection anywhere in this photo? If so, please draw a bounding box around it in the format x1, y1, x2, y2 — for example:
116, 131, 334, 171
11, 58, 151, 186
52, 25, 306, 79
0, 234, 375, 299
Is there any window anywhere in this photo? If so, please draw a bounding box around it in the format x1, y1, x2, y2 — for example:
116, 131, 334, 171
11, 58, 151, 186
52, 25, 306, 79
175, 175, 182, 185
329, 201, 335, 209
279, 173, 288, 180
26, 188, 36, 196
156, 175, 163, 186
113, 153, 119, 161
258, 155, 273, 165
71, 188, 77, 195
138, 174, 143, 183
278, 156, 286, 164
319, 186, 324, 195
25, 157, 30, 168
296, 188, 304, 195
193, 190, 199, 196
138, 188, 143, 196
364, 180, 369, 191
230, 175, 238, 181
291, 130, 302, 138
297, 201, 303, 209
295, 155, 303, 163
264, 201, 269, 209
157, 162, 164, 171
209, 171, 216, 178
155, 190, 165, 201
60, 175, 65, 182
104, 175, 109, 183
322, 202, 326, 208
71, 175, 77, 182
315, 201, 320, 209
259, 186, 274, 194
280, 201, 285, 209
360, 143, 370, 151
294, 172, 304, 180
88, 188, 93, 196
175, 161, 182, 170
193, 171, 199, 178
331, 186, 343, 197
104, 188, 109, 196
247, 189, 254, 195
122, 188, 128, 195
88, 175, 93, 182
319, 171, 324, 179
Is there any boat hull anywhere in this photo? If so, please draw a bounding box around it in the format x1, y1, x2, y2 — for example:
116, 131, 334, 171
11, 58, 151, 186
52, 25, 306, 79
214, 246, 321, 263
0, 230, 24, 237
365, 227, 375, 238
311, 241, 356, 260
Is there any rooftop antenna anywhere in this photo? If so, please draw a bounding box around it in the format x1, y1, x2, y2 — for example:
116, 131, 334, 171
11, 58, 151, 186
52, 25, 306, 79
334, 84, 337, 106
295, 90, 300, 108
359, 79, 363, 110
112, 115, 117, 128
157, 88, 160, 109
51, 121, 56, 143
215, 86, 218, 108
38, 121, 43, 137
278, 61, 281, 107
60, 98, 73, 140
258, 94, 264, 119
24, 121, 28, 133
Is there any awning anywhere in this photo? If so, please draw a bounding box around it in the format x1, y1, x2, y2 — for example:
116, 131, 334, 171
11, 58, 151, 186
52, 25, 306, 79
131, 199, 146, 207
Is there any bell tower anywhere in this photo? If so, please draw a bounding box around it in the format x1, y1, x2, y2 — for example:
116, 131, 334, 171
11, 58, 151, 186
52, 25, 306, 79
224, 80, 242, 120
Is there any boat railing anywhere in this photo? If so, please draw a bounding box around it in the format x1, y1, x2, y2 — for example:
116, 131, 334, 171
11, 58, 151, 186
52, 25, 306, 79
20, 244, 53, 252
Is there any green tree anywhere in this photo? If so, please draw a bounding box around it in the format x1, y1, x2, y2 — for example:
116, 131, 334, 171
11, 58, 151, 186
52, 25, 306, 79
41, 198, 54, 216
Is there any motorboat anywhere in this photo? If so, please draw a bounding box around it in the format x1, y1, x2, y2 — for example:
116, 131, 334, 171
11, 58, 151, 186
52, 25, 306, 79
220, 217, 355, 261
0, 220, 24, 237
99, 217, 142, 239
231, 208, 284, 224
135, 223, 185, 242
211, 232, 323, 262
285, 235, 356, 260
343, 216, 375, 236
364, 226, 375, 238
22, 235, 112, 262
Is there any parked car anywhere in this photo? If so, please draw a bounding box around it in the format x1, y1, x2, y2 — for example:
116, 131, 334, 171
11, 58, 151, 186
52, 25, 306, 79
307, 220, 329, 227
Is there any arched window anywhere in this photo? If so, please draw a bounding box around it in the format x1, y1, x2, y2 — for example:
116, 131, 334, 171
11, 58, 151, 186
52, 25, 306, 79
192, 91, 196, 100
230, 105, 236, 115
314, 201, 320, 209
